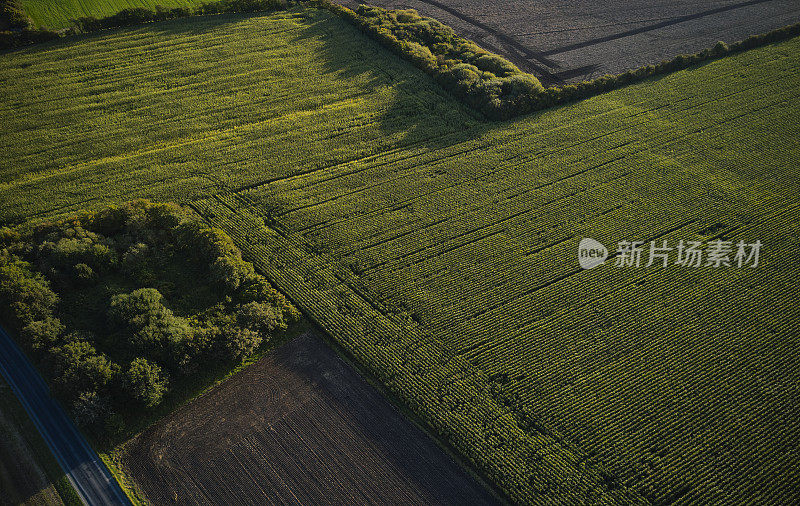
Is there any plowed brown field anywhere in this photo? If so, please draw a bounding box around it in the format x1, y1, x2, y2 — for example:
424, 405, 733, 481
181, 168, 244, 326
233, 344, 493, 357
119, 333, 497, 505
346, 0, 800, 83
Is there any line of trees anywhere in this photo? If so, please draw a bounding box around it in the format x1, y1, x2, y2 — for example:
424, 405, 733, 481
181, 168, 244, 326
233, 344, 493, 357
319, 3, 544, 120
321, 3, 800, 120
4, 0, 799, 119
0, 201, 298, 435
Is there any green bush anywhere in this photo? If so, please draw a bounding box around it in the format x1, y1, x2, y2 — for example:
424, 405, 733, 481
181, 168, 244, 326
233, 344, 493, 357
473, 53, 518, 78
0, 259, 58, 326
210, 255, 256, 293
124, 357, 169, 408
20, 317, 64, 351
45, 336, 117, 401
0, 0, 33, 30
109, 288, 194, 365
71, 390, 109, 428
220, 326, 262, 361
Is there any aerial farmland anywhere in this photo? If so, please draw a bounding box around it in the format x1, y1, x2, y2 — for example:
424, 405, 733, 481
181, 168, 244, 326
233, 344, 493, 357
1, 1, 799, 505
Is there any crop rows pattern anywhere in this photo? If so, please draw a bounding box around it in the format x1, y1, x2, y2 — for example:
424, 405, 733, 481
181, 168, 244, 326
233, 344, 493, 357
2, 8, 799, 504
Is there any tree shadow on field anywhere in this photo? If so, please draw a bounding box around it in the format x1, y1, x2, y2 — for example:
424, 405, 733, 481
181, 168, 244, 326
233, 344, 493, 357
288, 8, 489, 151
1, 11, 262, 56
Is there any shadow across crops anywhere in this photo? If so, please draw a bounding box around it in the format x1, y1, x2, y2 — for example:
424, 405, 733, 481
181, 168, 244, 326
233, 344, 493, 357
289, 12, 486, 144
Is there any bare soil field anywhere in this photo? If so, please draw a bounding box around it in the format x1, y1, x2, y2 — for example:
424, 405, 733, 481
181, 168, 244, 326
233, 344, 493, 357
345, 0, 800, 83
119, 332, 497, 505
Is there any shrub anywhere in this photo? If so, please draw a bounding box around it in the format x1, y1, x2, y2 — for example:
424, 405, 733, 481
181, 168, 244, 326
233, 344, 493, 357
109, 288, 194, 365
221, 326, 262, 361
473, 54, 519, 78
235, 301, 285, 332
37, 231, 116, 273
0, 0, 33, 30
108, 288, 170, 327
121, 242, 150, 274
73, 263, 96, 284
71, 390, 109, 428
211, 255, 256, 293
124, 358, 168, 408
0, 259, 58, 325
0, 226, 20, 246
20, 317, 64, 351
46, 336, 117, 401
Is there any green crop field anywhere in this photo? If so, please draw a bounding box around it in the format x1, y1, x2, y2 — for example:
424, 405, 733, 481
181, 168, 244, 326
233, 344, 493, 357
2, 6, 799, 504
19, 0, 209, 28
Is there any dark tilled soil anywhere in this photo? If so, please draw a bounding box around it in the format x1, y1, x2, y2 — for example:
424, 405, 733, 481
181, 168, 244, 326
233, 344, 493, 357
120, 332, 497, 505
343, 0, 800, 83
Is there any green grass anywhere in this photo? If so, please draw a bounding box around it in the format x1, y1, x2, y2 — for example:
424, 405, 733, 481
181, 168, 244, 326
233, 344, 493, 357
20, 0, 208, 29
2, 6, 799, 504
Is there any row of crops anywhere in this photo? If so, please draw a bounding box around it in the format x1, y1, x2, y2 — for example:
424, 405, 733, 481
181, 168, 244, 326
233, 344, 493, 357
2, 7, 799, 503
230, 36, 800, 503
191, 191, 640, 503
0, 8, 476, 223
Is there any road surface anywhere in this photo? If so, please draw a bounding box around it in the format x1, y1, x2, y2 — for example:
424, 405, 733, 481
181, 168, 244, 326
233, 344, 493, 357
0, 324, 131, 506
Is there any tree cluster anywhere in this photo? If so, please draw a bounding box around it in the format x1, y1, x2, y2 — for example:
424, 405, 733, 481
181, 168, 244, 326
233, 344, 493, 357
0, 201, 298, 434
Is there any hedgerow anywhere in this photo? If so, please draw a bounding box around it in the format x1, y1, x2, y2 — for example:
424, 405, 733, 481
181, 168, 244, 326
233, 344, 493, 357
319, 3, 800, 119
317, 2, 543, 119
3, 0, 799, 121
0, 200, 298, 436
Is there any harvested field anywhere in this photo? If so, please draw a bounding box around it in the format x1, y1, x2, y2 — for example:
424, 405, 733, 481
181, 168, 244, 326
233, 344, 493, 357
119, 332, 497, 505
344, 0, 800, 82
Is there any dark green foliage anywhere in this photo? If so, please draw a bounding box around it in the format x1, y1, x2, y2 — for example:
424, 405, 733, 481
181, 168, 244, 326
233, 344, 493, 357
71, 390, 108, 429
235, 301, 287, 333
210, 255, 255, 293
45, 336, 117, 401
0, 0, 32, 29
0, 200, 297, 430
108, 288, 193, 366
20, 317, 64, 351
219, 325, 262, 361
321, 2, 544, 120
123, 357, 168, 408
0, 0, 59, 50
0, 259, 58, 326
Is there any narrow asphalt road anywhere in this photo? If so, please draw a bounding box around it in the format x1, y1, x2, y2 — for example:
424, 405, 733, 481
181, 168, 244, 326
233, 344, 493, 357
0, 324, 131, 505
